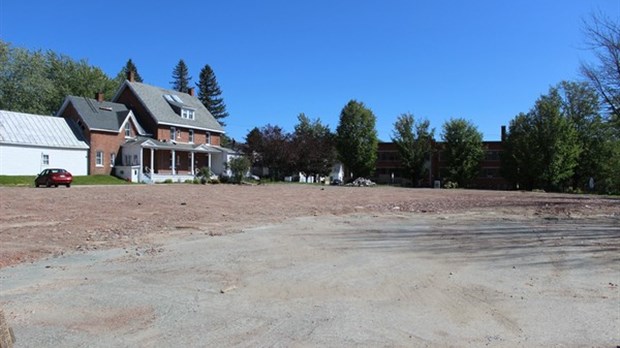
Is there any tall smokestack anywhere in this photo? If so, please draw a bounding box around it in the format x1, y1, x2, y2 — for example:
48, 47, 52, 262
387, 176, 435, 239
501, 125, 507, 142
188, 87, 195, 96
127, 70, 135, 82
95, 91, 104, 103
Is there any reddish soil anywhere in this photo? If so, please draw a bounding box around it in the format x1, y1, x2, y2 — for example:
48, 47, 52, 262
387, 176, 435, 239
0, 184, 618, 268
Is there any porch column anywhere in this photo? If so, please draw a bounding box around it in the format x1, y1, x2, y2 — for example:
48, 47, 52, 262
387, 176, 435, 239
208, 153, 212, 170
191, 152, 195, 175
171, 150, 176, 175
139, 147, 144, 183
150, 148, 154, 174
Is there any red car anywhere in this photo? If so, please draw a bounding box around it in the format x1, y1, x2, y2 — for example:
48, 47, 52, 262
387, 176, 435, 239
35, 168, 73, 188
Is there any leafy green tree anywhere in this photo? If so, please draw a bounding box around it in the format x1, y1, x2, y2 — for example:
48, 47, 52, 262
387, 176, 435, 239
0, 40, 116, 114
115, 58, 144, 84
171, 59, 191, 93
197, 64, 228, 125
292, 113, 336, 181
502, 85, 582, 191
558, 81, 608, 190
440, 118, 484, 187
391, 113, 434, 186
336, 100, 378, 179
228, 156, 251, 183
244, 125, 293, 180
244, 127, 264, 168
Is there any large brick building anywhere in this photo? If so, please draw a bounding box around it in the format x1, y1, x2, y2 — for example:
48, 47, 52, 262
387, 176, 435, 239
375, 127, 510, 189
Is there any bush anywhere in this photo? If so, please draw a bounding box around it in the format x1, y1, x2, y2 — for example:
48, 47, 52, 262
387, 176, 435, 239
443, 181, 458, 189
163, 179, 173, 184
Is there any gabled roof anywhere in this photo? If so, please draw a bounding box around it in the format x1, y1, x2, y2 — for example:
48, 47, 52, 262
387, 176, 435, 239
57, 96, 146, 134
123, 137, 221, 153
114, 81, 225, 133
0, 110, 89, 149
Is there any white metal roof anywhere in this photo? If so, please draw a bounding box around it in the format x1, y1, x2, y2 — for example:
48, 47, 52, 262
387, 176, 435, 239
0, 110, 89, 149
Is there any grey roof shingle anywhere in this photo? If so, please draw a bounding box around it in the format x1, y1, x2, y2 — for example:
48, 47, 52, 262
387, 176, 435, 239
0, 110, 89, 149
120, 82, 224, 133
64, 96, 131, 132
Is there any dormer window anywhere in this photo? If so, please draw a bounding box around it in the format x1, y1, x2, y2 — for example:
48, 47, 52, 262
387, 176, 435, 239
181, 108, 195, 120
163, 94, 196, 120
124, 122, 131, 137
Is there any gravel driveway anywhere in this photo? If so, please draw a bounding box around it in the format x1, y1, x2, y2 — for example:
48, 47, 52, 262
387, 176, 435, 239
1, 185, 618, 346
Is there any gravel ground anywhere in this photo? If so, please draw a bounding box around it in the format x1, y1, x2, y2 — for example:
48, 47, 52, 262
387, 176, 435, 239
0, 184, 619, 346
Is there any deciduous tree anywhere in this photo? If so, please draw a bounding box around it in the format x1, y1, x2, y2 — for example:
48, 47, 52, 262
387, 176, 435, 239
440, 118, 484, 187
292, 113, 336, 181
335, 100, 378, 179
391, 113, 434, 186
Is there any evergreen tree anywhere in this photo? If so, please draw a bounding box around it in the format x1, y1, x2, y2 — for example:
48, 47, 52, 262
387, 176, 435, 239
171, 59, 191, 93
197, 64, 229, 125
440, 118, 484, 187
336, 100, 378, 179
391, 113, 434, 186
115, 58, 143, 83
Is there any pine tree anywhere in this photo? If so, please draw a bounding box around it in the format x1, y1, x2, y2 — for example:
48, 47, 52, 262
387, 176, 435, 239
197, 64, 229, 125
171, 59, 191, 93
115, 58, 143, 83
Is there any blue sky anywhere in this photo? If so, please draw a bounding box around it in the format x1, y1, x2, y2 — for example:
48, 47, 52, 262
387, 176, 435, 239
1, 1, 618, 141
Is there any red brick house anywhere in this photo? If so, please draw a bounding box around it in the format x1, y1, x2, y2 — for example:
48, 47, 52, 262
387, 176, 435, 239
58, 73, 236, 182
57, 92, 147, 175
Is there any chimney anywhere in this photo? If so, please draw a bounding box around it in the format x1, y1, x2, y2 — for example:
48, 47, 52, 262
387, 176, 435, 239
95, 91, 104, 103
127, 70, 135, 82
188, 87, 195, 96
501, 125, 507, 142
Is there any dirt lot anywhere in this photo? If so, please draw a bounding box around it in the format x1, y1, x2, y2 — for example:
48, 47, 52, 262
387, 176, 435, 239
0, 184, 619, 346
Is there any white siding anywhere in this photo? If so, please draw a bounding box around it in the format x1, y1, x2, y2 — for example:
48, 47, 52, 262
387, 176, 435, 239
0, 144, 88, 175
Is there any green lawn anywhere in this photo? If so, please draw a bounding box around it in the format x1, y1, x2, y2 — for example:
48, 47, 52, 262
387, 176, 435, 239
0, 175, 131, 187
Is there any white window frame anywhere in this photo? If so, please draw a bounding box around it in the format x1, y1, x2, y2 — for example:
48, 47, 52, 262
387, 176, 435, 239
189, 129, 194, 143
124, 122, 131, 137
96, 151, 104, 167
206, 132, 211, 145
42, 153, 49, 165
170, 127, 176, 140
181, 108, 195, 120
110, 152, 116, 167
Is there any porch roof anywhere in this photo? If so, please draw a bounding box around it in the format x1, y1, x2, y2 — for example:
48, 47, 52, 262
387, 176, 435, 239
123, 137, 221, 153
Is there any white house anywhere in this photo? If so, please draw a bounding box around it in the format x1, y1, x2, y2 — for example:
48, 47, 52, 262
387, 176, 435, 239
0, 110, 89, 175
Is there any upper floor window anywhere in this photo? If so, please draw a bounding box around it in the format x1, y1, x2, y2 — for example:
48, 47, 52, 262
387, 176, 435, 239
42, 154, 49, 165
96, 151, 104, 167
170, 127, 176, 140
206, 132, 211, 145
181, 108, 195, 120
189, 129, 194, 143
124, 122, 131, 137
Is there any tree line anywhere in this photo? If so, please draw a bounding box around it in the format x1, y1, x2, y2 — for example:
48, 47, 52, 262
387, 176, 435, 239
0, 40, 228, 126
1, 12, 618, 193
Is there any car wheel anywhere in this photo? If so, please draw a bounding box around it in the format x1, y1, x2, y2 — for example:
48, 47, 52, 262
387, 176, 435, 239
46, 180, 51, 188
66, 184, 71, 188
54, 184, 59, 188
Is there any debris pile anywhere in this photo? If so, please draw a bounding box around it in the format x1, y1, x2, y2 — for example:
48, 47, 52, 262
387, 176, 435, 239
347, 177, 376, 187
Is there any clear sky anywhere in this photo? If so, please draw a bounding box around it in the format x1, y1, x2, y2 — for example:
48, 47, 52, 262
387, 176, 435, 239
1, 1, 618, 141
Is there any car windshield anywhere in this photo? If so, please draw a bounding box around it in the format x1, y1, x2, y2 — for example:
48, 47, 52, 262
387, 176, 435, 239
50, 169, 66, 174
